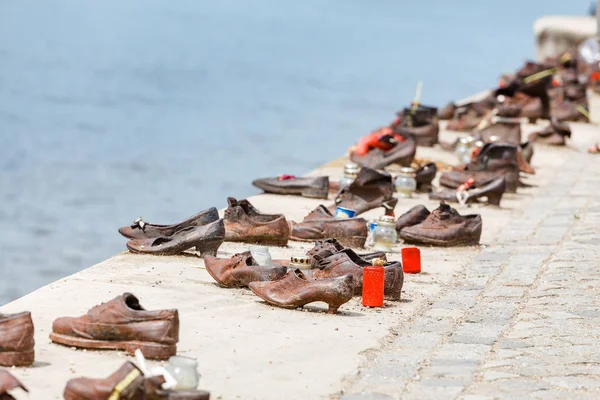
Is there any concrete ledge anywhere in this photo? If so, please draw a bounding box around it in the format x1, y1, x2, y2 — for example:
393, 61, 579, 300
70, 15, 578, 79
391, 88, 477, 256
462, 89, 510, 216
534, 16, 596, 61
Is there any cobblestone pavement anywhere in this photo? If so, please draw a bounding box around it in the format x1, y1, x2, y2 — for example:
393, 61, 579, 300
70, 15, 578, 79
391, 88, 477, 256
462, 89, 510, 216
340, 136, 600, 399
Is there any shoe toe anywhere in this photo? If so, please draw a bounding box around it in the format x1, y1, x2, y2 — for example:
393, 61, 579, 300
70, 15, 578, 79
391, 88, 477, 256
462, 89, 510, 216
64, 378, 95, 399
52, 316, 76, 335
126, 238, 151, 253
118, 226, 134, 238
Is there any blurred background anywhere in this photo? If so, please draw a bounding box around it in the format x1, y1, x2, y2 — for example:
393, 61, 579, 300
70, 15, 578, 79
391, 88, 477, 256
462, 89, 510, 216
0, 0, 590, 305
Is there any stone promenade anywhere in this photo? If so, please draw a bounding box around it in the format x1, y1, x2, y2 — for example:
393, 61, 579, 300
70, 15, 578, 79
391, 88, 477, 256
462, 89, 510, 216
1, 120, 600, 399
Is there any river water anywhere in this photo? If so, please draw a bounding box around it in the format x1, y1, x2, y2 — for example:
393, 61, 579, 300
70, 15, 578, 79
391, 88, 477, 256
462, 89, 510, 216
0, 0, 589, 305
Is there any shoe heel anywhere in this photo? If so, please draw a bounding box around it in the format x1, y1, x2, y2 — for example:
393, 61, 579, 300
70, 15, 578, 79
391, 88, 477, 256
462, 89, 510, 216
0, 349, 34, 367
486, 191, 503, 206
327, 302, 343, 314
301, 187, 329, 199
196, 239, 223, 258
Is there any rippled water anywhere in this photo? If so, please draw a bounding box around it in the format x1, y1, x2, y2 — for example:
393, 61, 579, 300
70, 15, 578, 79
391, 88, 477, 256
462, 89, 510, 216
0, 0, 589, 305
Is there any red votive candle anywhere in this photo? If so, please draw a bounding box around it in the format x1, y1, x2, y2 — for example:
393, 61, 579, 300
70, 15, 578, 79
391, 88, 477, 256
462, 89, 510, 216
402, 247, 421, 274
362, 259, 385, 307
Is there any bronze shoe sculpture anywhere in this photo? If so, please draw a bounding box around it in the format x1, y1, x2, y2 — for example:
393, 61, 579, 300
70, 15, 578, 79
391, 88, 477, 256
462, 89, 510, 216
118, 208, 219, 240
528, 119, 571, 146
0, 370, 28, 400
473, 119, 522, 146
0, 312, 34, 367
429, 177, 506, 206
415, 163, 437, 193
50, 293, 179, 360
289, 205, 368, 248
252, 175, 329, 199
311, 249, 403, 301
64, 361, 146, 400
248, 269, 354, 314
395, 205, 430, 233
224, 198, 289, 246
439, 143, 522, 193
553, 98, 589, 122
145, 376, 210, 400
399, 201, 482, 246
204, 252, 288, 288
126, 219, 225, 258
328, 167, 395, 216
305, 238, 386, 265
350, 134, 416, 169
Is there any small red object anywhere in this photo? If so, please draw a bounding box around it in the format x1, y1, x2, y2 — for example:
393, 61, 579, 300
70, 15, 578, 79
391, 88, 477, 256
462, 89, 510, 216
278, 175, 296, 180
402, 247, 421, 274
591, 72, 600, 82
456, 178, 475, 192
362, 259, 385, 307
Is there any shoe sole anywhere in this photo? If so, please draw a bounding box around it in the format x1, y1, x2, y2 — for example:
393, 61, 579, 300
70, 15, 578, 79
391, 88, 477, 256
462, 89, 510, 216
400, 232, 480, 247
0, 349, 34, 367
254, 184, 329, 199
49, 332, 176, 360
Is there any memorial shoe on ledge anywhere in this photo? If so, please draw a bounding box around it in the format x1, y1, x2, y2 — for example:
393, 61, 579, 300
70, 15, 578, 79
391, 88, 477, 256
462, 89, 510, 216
429, 177, 506, 206
118, 207, 220, 240
0, 370, 28, 400
0, 312, 34, 367
305, 238, 386, 266
64, 361, 211, 400
528, 118, 571, 146
224, 197, 290, 246
289, 205, 368, 248
391, 106, 439, 147
399, 201, 482, 246
248, 269, 354, 314
311, 248, 404, 301
204, 252, 288, 288
252, 175, 329, 199
327, 167, 396, 216
50, 293, 179, 360
126, 219, 225, 258
349, 128, 416, 169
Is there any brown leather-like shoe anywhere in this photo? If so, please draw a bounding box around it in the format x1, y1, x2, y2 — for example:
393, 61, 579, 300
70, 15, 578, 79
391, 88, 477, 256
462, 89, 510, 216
204, 252, 288, 288
126, 220, 225, 257
350, 135, 416, 169
224, 198, 289, 246
50, 293, 179, 360
528, 119, 571, 146
395, 205, 430, 233
289, 206, 368, 248
252, 176, 329, 199
63, 362, 145, 400
440, 143, 522, 193
553, 99, 589, 122
399, 201, 482, 246
0, 312, 34, 367
0, 370, 28, 400
118, 208, 219, 240
415, 163, 437, 193
311, 249, 404, 301
328, 167, 394, 216
305, 238, 386, 266
474, 120, 521, 145
248, 269, 354, 314
429, 177, 506, 206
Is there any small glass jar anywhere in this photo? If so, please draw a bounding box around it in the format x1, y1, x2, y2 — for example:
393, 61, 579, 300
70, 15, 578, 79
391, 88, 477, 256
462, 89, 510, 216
289, 255, 311, 270
394, 167, 417, 198
372, 215, 398, 252
455, 137, 474, 164
250, 246, 272, 266
365, 220, 378, 248
165, 356, 200, 390
339, 163, 360, 189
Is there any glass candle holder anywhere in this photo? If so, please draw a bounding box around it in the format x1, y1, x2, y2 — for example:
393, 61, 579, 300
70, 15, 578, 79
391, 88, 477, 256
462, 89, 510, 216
165, 356, 200, 390
372, 215, 398, 252
250, 246, 272, 266
289, 255, 311, 270
394, 167, 417, 198
455, 137, 474, 164
339, 163, 360, 189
